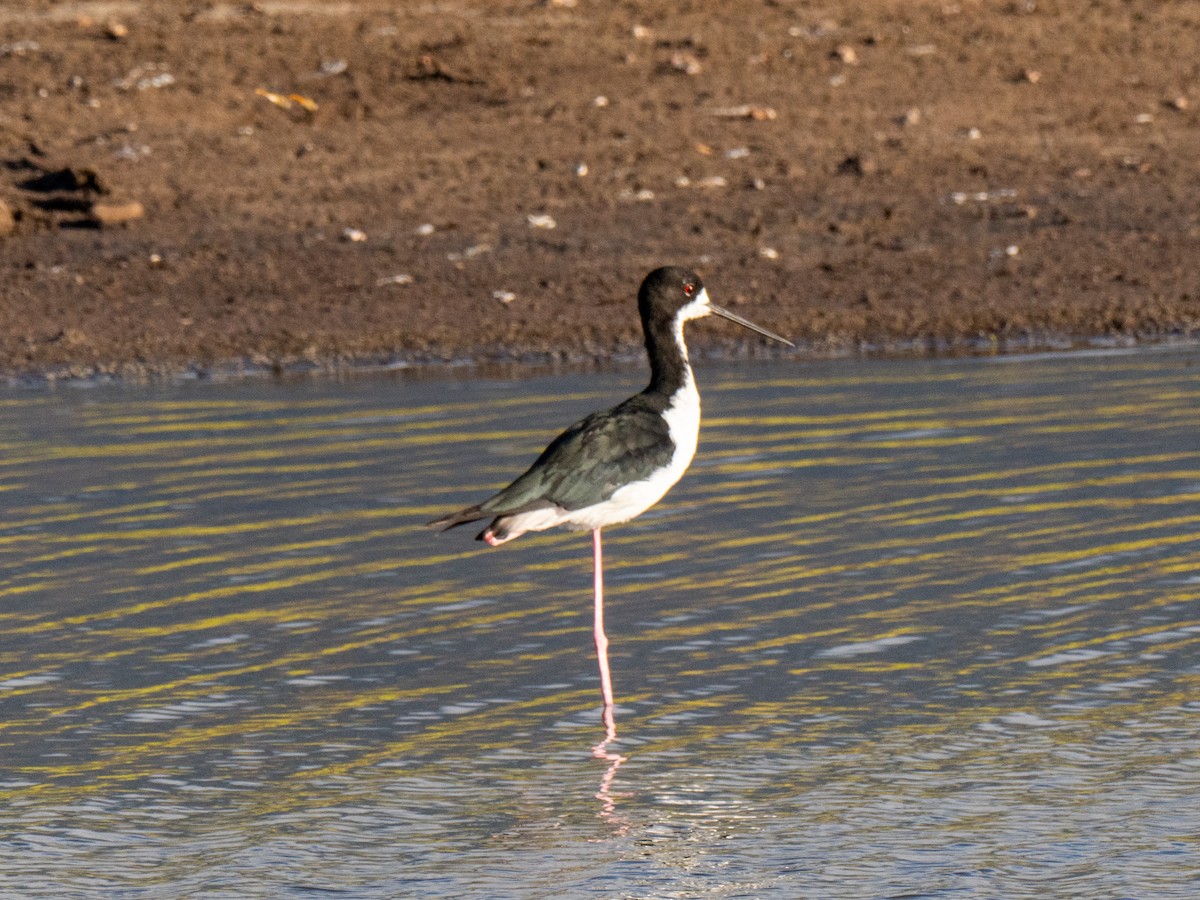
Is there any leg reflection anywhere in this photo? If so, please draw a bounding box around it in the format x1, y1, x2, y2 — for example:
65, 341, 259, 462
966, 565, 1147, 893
591, 720, 628, 829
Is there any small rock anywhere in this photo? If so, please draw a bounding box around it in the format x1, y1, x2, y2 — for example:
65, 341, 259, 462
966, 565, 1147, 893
376, 273, 414, 287
759, 246, 780, 260
0, 40, 40, 57
90, 200, 144, 226
447, 243, 491, 262
832, 44, 858, 64
1018, 68, 1041, 84
527, 213, 557, 229
711, 105, 777, 121
899, 107, 922, 127
674, 174, 728, 189
415, 223, 435, 236
50, 327, 89, 347
104, 20, 129, 40
0, 198, 15, 236
619, 188, 656, 202
668, 51, 703, 76
341, 227, 367, 242
137, 72, 175, 91
1166, 95, 1190, 111
113, 143, 151, 161
493, 289, 516, 304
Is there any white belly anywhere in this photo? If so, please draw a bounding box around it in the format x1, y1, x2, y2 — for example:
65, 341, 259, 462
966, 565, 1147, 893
561, 374, 701, 530
491, 376, 702, 539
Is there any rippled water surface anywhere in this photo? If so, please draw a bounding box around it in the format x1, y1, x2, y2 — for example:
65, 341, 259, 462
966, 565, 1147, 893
2, 349, 1199, 898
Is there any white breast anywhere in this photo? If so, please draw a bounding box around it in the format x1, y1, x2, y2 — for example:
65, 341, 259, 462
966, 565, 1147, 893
563, 372, 701, 530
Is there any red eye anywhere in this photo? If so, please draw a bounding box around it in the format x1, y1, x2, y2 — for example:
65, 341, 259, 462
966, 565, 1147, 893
683, 282, 696, 296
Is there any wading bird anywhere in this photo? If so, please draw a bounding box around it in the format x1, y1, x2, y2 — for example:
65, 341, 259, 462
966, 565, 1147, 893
429, 266, 792, 737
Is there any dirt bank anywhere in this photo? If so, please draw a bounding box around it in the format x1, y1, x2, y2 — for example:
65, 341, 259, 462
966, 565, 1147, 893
2, 0, 1198, 379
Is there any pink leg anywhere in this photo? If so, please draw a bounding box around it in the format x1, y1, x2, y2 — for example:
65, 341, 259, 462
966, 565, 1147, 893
589, 528, 626, 817
592, 528, 617, 737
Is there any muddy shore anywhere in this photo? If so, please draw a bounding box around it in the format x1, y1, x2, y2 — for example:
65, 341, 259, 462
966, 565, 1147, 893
1, 1, 1198, 380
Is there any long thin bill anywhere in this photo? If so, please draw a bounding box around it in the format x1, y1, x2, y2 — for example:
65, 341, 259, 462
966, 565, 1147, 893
709, 303, 795, 347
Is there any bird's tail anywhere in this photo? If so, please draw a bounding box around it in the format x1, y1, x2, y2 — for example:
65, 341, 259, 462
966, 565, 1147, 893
426, 505, 487, 532
429, 506, 513, 546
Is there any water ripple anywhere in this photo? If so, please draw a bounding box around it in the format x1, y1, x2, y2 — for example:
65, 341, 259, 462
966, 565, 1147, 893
1, 349, 1199, 896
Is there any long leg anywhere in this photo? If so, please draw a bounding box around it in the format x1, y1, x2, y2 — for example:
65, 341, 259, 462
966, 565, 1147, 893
590, 528, 626, 796
592, 527, 617, 737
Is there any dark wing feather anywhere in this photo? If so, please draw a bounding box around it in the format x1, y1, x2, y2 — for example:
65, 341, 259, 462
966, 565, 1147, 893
431, 395, 674, 530
427, 502, 491, 531
428, 396, 675, 530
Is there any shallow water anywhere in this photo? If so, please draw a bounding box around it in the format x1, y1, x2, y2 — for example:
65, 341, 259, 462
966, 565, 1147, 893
2, 348, 1199, 898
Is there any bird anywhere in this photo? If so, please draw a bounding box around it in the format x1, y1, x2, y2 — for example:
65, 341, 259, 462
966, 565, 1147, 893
428, 266, 793, 739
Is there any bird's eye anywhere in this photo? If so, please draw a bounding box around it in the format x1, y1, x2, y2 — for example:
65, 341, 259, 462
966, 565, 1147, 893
683, 282, 696, 296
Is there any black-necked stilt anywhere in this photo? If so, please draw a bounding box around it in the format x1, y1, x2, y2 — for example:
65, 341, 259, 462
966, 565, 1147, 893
429, 266, 792, 738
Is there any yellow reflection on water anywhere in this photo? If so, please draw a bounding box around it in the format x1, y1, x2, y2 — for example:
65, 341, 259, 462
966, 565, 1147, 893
0, 352, 1196, 852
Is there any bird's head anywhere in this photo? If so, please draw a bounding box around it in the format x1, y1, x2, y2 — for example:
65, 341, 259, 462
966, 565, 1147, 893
638, 266, 794, 346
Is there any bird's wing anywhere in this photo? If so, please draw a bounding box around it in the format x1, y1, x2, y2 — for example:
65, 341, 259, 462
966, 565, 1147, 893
480, 397, 674, 514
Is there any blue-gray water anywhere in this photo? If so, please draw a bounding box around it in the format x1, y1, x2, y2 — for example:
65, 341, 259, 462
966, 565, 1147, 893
2, 348, 1199, 898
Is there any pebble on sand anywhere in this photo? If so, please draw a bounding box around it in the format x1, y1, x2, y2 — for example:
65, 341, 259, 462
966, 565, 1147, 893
832, 44, 858, 64
711, 104, 777, 121
90, 200, 145, 226
0, 199, 15, 236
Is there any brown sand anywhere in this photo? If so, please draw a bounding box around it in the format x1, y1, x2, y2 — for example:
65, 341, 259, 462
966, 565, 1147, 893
1, 0, 1198, 379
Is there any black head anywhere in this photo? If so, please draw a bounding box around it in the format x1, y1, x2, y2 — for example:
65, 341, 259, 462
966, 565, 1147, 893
637, 266, 707, 327
636, 266, 794, 346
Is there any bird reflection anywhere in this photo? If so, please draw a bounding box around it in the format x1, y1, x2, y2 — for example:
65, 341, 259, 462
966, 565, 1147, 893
592, 723, 629, 833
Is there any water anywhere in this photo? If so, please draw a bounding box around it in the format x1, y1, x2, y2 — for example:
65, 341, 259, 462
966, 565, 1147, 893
1, 348, 1199, 898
